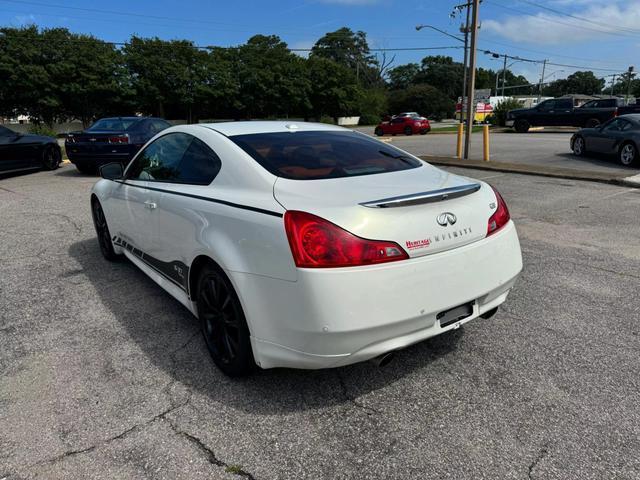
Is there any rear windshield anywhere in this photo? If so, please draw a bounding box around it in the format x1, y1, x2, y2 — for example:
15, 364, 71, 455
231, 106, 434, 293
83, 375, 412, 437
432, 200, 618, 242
88, 118, 139, 131
229, 131, 422, 180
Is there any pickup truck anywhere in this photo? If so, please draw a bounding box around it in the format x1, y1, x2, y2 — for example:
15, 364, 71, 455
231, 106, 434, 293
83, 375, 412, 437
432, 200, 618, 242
617, 102, 640, 116
506, 98, 624, 133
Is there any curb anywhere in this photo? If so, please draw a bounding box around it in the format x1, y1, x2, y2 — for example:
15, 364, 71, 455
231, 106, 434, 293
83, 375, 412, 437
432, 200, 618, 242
420, 156, 640, 189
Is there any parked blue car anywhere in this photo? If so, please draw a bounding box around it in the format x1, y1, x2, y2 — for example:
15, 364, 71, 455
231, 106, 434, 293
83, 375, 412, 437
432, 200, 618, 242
66, 117, 171, 174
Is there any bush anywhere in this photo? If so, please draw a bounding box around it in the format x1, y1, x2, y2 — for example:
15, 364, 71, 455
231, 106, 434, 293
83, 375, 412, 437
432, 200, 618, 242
490, 98, 524, 127
387, 84, 455, 120
28, 123, 57, 138
319, 115, 335, 124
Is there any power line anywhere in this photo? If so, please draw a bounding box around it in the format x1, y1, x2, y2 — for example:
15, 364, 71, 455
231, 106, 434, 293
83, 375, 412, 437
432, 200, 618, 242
485, 0, 640, 40
513, 0, 640, 36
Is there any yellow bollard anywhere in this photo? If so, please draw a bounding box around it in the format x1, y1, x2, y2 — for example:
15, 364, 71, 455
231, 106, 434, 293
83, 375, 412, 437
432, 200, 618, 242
482, 124, 490, 162
456, 123, 464, 158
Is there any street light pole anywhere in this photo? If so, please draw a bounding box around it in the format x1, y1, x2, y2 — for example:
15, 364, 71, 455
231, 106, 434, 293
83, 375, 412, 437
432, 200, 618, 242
463, 0, 480, 160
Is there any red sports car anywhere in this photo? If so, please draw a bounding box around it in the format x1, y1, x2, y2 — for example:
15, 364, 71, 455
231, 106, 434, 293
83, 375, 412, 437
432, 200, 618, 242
375, 115, 431, 136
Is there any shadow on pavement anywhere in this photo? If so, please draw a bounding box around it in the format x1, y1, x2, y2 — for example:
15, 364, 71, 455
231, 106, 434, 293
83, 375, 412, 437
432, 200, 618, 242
55, 165, 95, 178
69, 238, 463, 415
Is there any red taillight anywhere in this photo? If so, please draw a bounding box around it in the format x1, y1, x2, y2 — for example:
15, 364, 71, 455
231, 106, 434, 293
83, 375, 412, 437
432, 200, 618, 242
108, 135, 129, 144
614, 108, 619, 117
284, 211, 409, 268
487, 186, 511, 236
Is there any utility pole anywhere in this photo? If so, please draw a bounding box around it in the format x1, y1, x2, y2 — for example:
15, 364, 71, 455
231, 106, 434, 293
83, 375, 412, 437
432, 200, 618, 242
537, 59, 547, 102
463, 0, 480, 160
626, 66, 635, 105
610, 74, 616, 96
460, 5, 471, 124
501, 54, 507, 97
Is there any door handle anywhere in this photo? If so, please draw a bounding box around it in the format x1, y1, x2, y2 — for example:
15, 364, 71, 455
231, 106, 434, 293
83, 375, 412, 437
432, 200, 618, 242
144, 201, 157, 210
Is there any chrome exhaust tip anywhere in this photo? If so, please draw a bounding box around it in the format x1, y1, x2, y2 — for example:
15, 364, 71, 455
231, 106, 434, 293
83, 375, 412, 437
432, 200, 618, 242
369, 352, 395, 367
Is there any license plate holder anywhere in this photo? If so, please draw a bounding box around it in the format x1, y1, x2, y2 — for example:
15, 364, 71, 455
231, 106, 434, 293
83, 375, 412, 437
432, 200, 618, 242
437, 301, 474, 328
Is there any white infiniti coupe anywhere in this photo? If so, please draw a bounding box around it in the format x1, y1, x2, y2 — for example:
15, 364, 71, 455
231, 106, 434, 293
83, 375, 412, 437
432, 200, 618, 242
91, 121, 522, 376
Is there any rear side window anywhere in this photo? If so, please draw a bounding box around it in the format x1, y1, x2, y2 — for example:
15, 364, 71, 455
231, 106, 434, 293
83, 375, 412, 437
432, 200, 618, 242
230, 131, 422, 180
89, 118, 138, 131
556, 99, 573, 109
126, 132, 221, 185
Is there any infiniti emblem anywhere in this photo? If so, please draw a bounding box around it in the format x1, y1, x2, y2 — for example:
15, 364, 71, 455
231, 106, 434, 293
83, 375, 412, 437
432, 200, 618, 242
436, 212, 457, 227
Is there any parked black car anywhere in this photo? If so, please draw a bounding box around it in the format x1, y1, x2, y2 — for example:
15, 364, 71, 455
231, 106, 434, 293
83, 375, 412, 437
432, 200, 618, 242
0, 125, 62, 175
66, 117, 171, 173
570, 114, 640, 166
507, 98, 624, 133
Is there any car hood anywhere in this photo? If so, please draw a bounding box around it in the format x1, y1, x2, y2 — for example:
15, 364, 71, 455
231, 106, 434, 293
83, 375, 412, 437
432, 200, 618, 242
509, 108, 533, 116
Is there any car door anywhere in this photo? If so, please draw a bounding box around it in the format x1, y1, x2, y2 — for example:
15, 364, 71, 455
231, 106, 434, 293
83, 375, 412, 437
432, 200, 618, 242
389, 117, 405, 134
553, 99, 574, 126
114, 132, 193, 259
532, 100, 556, 126
151, 134, 223, 294
0, 128, 35, 172
592, 118, 631, 154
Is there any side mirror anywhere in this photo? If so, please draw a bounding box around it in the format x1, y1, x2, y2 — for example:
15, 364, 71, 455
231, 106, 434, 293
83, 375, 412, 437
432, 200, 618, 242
100, 162, 124, 180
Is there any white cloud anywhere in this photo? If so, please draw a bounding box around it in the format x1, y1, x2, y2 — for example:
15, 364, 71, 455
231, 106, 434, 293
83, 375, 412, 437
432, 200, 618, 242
13, 13, 37, 25
484, 1, 640, 45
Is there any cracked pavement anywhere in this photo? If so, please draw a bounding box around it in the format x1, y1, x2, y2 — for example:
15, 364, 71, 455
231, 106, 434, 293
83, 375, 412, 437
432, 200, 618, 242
1, 164, 640, 479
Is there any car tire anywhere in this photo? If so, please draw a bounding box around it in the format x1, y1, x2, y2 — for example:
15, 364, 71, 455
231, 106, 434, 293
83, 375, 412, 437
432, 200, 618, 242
572, 136, 586, 157
42, 145, 62, 170
91, 199, 120, 262
76, 163, 95, 175
404, 126, 413, 136
374, 127, 384, 137
514, 119, 530, 133
585, 118, 600, 128
619, 142, 638, 166
197, 264, 255, 377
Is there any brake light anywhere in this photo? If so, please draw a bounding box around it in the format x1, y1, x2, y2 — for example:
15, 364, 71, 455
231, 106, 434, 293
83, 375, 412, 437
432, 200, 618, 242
487, 186, 511, 236
108, 135, 129, 144
614, 107, 619, 117
284, 211, 409, 268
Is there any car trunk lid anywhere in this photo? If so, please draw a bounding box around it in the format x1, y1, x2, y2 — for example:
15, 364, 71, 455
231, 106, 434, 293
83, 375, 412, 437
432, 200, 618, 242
274, 164, 496, 258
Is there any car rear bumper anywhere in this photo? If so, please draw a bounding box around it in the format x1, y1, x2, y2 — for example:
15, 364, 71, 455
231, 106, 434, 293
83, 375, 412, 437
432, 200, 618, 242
231, 221, 523, 369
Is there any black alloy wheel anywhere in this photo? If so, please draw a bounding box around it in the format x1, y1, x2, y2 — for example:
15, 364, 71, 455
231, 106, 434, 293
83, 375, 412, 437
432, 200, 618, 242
197, 265, 254, 377
42, 145, 62, 170
92, 200, 119, 261
514, 119, 530, 133
585, 118, 600, 128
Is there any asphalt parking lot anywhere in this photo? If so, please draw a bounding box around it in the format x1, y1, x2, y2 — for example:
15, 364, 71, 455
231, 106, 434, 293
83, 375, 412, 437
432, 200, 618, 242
356, 126, 640, 177
2, 164, 640, 479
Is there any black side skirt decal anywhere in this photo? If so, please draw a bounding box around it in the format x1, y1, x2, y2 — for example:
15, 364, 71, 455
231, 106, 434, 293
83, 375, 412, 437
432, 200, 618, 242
113, 237, 190, 296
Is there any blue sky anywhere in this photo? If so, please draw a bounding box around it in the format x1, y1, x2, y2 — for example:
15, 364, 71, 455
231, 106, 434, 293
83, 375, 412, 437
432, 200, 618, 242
1, 0, 638, 84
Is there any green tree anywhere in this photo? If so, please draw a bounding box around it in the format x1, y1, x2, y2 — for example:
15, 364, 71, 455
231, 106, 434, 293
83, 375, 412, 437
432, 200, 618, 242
124, 36, 215, 121
387, 63, 420, 90
306, 56, 362, 121
0, 26, 132, 126
311, 27, 381, 85
564, 71, 604, 95
233, 35, 309, 118
415, 56, 464, 100
388, 84, 455, 119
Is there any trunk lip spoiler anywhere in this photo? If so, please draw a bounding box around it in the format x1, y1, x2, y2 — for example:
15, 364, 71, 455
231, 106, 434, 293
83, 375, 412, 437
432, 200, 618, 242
359, 183, 482, 208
